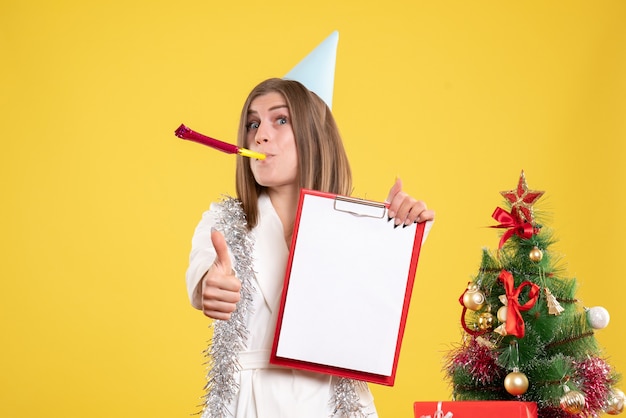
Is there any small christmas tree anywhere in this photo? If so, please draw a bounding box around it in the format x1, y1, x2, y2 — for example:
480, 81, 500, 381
445, 171, 624, 417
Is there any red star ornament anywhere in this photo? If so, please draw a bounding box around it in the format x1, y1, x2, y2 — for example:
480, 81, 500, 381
500, 171, 544, 223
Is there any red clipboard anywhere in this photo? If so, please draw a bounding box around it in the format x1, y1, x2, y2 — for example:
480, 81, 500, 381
270, 189, 426, 386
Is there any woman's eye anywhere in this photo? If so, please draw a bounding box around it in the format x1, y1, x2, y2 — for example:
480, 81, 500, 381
277, 117, 288, 125
247, 121, 259, 130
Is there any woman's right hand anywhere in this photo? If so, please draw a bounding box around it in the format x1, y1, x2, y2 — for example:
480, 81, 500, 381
200, 229, 241, 320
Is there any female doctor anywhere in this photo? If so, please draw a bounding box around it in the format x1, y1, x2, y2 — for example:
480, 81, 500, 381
186, 77, 435, 417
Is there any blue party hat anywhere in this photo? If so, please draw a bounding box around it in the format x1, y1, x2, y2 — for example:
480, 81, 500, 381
284, 31, 338, 109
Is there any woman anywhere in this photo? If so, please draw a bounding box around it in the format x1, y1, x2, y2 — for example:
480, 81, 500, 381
186, 78, 435, 417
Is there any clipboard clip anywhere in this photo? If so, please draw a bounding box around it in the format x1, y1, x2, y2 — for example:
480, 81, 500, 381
333, 195, 387, 219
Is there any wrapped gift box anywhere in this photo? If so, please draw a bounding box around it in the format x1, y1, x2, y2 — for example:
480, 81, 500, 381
414, 401, 538, 418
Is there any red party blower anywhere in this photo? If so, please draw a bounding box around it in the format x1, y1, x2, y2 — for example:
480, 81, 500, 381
175, 124, 266, 160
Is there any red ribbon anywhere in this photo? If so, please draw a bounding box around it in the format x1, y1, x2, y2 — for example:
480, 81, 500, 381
498, 270, 540, 338
490, 207, 534, 249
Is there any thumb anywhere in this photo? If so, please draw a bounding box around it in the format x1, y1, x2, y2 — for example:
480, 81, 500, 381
386, 177, 403, 203
211, 228, 232, 272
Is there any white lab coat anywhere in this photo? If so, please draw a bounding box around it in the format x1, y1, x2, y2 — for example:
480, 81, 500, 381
186, 193, 377, 417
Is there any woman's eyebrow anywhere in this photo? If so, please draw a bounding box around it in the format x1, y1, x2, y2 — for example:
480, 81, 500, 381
248, 104, 288, 115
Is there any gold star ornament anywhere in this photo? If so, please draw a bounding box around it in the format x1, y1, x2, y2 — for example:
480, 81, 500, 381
500, 171, 544, 223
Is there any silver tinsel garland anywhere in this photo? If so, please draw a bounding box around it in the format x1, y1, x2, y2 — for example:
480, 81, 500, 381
331, 378, 372, 418
201, 197, 256, 418
200, 196, 369, 418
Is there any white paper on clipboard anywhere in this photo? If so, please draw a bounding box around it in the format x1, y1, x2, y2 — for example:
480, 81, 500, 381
271, 189, 428, 384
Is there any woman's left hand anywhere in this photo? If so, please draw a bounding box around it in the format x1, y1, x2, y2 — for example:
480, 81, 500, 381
386, 177, 435, 226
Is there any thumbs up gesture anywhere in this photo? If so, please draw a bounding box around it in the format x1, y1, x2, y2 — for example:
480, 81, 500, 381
200, 229, 242, 320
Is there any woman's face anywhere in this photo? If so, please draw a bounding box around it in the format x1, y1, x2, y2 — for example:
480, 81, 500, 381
246, 92, 299, 190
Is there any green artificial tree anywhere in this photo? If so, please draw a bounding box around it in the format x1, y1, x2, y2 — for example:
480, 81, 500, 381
445, 171, 624, 417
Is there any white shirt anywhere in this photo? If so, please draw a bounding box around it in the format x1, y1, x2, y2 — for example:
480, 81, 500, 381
186, 193, 377, 417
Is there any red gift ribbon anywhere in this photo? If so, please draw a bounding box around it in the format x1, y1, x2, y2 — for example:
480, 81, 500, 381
498, 270, 540, 338
490, 207, 534, 249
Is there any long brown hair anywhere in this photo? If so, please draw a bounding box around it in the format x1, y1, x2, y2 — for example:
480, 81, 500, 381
235, 78, 352, 228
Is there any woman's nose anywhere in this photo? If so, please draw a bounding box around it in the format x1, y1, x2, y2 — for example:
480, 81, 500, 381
254, 126, 269, 145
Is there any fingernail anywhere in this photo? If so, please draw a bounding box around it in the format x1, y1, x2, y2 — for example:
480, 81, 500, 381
394, 223, 400, 229
388, 216, 393, 222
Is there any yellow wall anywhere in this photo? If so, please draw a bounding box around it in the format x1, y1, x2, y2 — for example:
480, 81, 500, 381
1, 1, 624, 416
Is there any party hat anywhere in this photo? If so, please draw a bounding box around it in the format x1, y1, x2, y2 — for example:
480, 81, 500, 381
284, 31, 338, 109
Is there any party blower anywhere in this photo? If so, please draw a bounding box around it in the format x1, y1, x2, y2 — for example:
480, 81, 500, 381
175, 124, 266, 160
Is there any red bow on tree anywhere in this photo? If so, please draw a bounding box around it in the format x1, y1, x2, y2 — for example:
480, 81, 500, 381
490, 207, 534, 249
498, 270, 540, 338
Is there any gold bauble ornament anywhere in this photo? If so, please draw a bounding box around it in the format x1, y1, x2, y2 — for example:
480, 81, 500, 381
497, 306, 508, 323
529, 246, 543, 262
478, 312, 494, 331
462, 284, 486, 311
560, 386, 586, 414
606, 388, 625, 415
504, 369, 529, 396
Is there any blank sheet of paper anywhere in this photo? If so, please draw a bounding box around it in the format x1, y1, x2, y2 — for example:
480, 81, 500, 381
272, 190, 425, 384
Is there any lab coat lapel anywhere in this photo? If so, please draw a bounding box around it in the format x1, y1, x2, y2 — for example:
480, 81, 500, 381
253, 194, 289, 314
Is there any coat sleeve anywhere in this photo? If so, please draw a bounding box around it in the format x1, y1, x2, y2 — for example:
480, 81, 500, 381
185, 205, 219, 309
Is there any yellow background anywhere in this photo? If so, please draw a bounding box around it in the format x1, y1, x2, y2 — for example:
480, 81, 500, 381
2, 1, 625, 417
